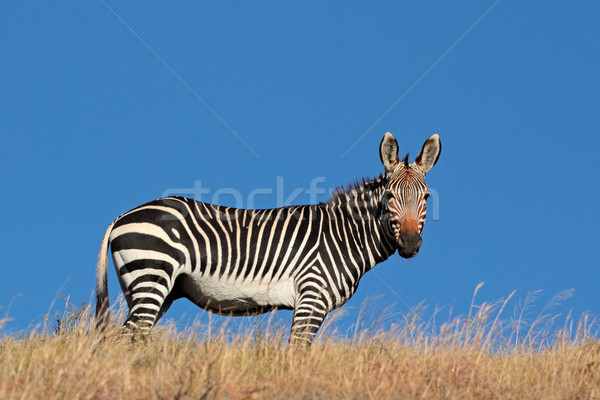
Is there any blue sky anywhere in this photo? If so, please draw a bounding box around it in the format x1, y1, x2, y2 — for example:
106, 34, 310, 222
1, 2, 599, 335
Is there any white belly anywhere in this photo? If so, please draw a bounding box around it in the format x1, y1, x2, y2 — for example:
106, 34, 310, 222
180, 274, 297, 312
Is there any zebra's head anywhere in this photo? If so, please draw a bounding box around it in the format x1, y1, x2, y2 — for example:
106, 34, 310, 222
379, 132, 441, 258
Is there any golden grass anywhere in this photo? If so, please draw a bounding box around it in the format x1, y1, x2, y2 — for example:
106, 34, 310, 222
1, 291, 599, 400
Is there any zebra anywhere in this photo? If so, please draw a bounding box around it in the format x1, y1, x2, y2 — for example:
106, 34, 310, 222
95, 132, 441, 345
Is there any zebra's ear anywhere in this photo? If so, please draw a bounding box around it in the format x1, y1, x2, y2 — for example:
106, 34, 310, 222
415, 134, 441, 173
379, 132, 399, 172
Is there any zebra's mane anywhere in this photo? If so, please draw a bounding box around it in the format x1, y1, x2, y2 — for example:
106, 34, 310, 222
327, 174, 387, 205
402, 153, 410, 167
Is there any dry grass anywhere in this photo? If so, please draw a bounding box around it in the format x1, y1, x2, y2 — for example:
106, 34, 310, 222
1, 290, 599, 400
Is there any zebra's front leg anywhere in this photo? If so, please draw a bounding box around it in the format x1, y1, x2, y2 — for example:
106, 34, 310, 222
289, 293, 330, 346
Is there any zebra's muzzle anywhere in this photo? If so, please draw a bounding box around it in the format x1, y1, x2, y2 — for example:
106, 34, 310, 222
397, 232, 422, 259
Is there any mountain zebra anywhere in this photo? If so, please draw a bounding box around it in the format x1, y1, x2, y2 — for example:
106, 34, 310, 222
96, 132, 441, 345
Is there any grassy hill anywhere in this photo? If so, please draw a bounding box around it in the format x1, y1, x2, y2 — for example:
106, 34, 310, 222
1, 295, 598, 399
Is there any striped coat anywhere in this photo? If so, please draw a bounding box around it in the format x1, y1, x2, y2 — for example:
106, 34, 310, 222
96, 132, 441, 345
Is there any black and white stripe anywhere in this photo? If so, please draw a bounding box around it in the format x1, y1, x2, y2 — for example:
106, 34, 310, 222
96, 132, 441, 345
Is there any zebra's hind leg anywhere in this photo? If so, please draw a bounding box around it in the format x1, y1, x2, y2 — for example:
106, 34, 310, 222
289, 293, 330, 347
123, 279, 172, 333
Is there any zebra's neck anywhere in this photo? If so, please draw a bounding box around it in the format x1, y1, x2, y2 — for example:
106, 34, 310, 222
325, 174, 397, 272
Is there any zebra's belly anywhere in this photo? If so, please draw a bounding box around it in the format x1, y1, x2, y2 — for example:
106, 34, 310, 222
178, 274, 297, 313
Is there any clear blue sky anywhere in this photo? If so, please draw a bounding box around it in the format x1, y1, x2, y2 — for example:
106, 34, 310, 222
1, 2, 598, 334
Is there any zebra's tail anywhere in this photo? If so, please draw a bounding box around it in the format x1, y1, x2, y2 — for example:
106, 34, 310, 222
95, 220, 115, 330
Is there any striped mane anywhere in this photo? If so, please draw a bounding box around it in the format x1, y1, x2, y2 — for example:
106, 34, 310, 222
326, 174, 387, 205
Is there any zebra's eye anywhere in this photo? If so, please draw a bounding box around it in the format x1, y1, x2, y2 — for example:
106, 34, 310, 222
423, 193, 430, 201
